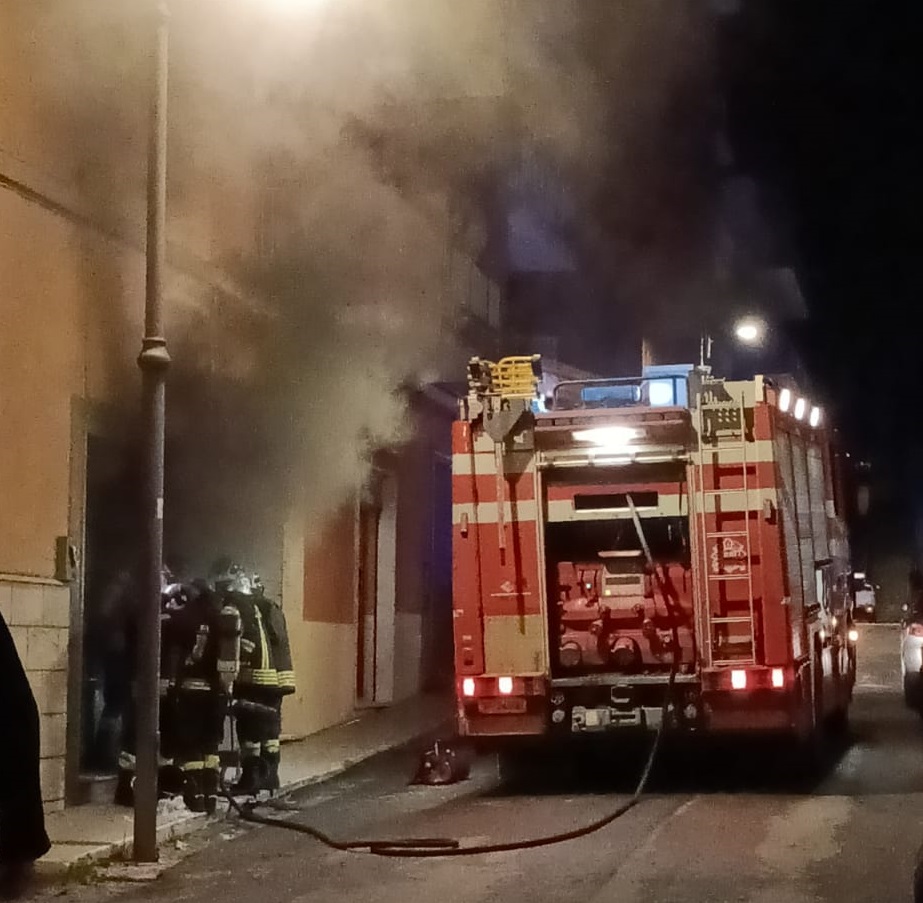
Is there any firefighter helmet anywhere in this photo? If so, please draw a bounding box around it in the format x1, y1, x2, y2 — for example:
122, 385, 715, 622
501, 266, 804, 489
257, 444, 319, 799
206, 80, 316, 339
213, 563, 252, 595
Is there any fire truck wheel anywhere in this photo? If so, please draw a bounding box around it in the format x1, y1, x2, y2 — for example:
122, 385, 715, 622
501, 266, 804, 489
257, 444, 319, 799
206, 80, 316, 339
497, 750, 528, 787
794, 650, 828, 778
812, 648, 824, 726
497, 748, 574, 788
904, 674, 923, 711
914, 842, 923, 903
827, 703, 849, 736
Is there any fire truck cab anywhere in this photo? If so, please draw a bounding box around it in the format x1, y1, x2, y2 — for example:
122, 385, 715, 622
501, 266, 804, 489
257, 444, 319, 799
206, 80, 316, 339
452, 356, 855, 755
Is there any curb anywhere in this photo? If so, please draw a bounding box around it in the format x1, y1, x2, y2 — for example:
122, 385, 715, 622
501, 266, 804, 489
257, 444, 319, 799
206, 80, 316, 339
277, 719, 452, 798
36, 809, 208, 878
38, 715, 453, 878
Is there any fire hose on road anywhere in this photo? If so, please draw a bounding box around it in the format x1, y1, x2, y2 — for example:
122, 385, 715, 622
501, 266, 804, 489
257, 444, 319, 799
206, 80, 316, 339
222, 496, 680, 857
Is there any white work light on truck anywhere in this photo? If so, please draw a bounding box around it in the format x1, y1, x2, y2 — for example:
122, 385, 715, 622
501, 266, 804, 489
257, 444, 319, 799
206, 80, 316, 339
572, 426, 638, 448
810, 406, 822, 428
498, 676, 514, 695
779, 388, 792, 412
794, 397, 806, 421
731, 670, 748, 690
462, 678, 476, 698
648, 380, 675, 407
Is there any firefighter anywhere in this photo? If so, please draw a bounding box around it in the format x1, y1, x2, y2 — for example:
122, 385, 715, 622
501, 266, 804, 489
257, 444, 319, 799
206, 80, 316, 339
87, 566, 134, 772
167, 580, 241, 814
114, 569, 184, 807
212, 563, 280, 796
252, 575, 295, 791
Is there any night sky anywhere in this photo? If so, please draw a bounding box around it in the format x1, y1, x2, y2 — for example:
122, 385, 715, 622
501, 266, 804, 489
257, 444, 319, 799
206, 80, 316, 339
718, 1, 920, 565
724, 3, 917, 468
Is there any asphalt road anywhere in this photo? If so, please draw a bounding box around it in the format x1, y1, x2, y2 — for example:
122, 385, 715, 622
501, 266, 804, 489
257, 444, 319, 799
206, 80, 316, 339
41, 624, 923, 903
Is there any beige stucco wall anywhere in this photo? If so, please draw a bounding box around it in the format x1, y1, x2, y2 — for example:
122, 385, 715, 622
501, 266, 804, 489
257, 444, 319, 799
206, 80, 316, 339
0, 190, 85, 579
0, 185, 143, 579
281, 505, 358, 739
278, 394, 456, 737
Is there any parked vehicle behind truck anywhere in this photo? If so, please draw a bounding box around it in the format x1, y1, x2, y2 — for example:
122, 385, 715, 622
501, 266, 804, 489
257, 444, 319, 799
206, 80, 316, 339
852, 573, 878, 622
452, 356, 856, 769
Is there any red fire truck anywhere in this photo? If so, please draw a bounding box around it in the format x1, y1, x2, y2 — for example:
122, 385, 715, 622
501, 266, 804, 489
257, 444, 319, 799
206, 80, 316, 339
452, 356, 856, 762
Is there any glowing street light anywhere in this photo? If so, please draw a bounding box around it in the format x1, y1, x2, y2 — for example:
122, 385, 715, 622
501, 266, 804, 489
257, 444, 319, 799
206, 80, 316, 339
734, 317, 766, 347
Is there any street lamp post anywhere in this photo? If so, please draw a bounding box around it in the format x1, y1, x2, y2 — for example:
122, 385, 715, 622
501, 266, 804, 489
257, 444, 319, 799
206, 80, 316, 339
134, 0, 171, 863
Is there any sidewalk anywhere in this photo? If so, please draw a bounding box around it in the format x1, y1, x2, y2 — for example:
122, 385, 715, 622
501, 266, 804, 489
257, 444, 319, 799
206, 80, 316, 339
39, 693, 453, 876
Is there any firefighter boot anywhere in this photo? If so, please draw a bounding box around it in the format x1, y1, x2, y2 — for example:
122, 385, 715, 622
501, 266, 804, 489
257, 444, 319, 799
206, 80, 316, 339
91, 714, 121, 772
260, 748, 281, 793
114, 768, 134, 808
158, 763, 185, 799
201, 767, 219, 816
231, 756, 264, 797
182, 769, 206, 814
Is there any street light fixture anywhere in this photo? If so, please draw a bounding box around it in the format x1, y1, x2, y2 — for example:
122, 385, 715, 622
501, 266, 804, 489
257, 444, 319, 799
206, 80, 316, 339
734, 317, 766, 347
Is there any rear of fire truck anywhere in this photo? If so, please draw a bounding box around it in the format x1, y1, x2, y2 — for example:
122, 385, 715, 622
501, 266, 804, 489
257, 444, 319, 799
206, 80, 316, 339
452, 356, 856, 760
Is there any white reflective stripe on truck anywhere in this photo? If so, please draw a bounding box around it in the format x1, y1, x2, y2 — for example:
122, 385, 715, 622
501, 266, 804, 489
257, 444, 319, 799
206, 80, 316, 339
451, 451, 535, 476
545, 488, 778, 523
453, 500, 539, 525
689, 440, 776, 465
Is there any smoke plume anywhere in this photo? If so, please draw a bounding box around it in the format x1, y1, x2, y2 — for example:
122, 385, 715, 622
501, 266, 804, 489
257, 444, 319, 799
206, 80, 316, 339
7, 0, 725, 583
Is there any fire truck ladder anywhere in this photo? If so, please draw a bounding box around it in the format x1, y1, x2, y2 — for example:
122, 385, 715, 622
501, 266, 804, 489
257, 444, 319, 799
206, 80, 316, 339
695, 388, 757, 667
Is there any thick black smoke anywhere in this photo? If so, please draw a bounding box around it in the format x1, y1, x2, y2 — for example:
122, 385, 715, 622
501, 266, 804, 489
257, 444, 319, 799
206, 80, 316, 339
11, 0, 733, 583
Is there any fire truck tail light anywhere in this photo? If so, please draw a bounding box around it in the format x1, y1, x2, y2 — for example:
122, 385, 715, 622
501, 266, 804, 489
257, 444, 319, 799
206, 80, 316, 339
730, 670, 747, 690
498, 676, 514, 695
462, 678, 476, 698
771, 668, 785, 689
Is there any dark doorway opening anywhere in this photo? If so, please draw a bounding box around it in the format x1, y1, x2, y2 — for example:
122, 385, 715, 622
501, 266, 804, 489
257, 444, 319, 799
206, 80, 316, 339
79, 434, 140, 790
